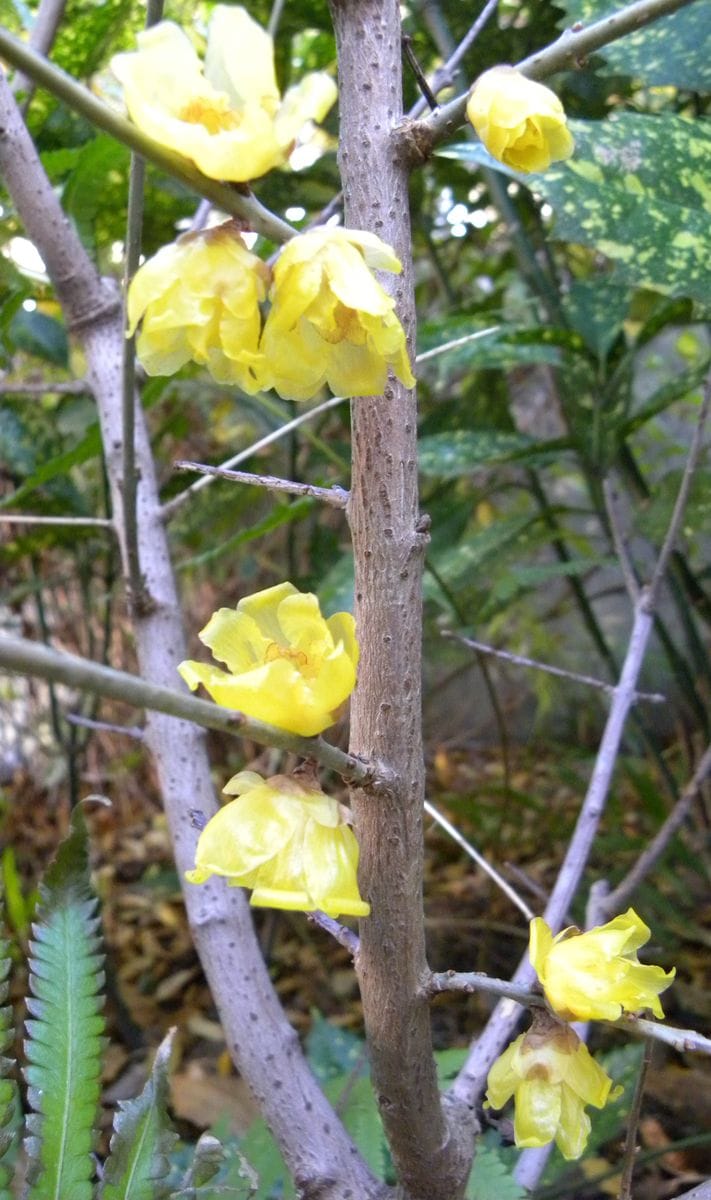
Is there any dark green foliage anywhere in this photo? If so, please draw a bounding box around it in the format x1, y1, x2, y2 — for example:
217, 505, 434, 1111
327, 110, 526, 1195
24, 807, 105, 1200
100, 1030, 178, 1200
559, 0, 711, 88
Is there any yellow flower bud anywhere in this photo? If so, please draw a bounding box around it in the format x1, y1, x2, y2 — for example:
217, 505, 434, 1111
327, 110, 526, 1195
127, 222, 269, 391
112, 6, 336, 182
260, 227, 416, 401
466, 66, 574, 173
187, 770, 370, 918
486, 1018, 621, 1160
529, 909, 675, 1022
178, 581, 359, 737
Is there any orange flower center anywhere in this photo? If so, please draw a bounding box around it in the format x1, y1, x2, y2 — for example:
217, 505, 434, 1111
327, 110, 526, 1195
264, 642, 310, 671
179, 96, 241, 134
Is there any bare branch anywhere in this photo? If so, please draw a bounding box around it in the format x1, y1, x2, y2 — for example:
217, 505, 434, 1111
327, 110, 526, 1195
11, 0, 68, 107
0, 514, 114, 529
329, 1, 476, 1194
308, 911, 361, 956
602, 476, 640, 606
448, 383, 710, 1111
424, 971, 543, 1006
0, 632, 383, 786
407, 0, 698, 158
410, 0, 500, 118
600, 742, 711, 917
162, 393, 348, 519
618, 1039, 653, 1200
443, 631, 665, 703
174, 461, 349, 508
0, 379, 88, 395
424, 800, 534, 920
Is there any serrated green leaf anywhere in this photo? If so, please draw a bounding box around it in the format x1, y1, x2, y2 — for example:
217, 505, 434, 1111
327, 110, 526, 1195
418, 430, 535, 478
465, 1136, 525, 1200
100, 1029, 178, 1200
0, 901, 18, 1197
326, 1075, 387, 1180
24, 807, 105, 1200
529, 115, 711, 305
558, 0, 710, 88
236, 1121, 294, 1200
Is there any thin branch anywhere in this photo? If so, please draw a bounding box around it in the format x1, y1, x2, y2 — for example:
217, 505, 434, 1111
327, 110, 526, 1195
407, 0, 698, 158
603, 476, 640, 606
11, 0, 68, 107
267, 0, 286, 37
0, 514, 114, 529
423, 971, 711, 1057
307, 911, 360, 956
424, 800, 534, 921
410, 0, 500, 119
173, 461, 349, 508
649, 375, 711, 605
162, 329, 499, 521
0, 27, 296, 244
0, 378, 88, 394
601, 742, 711, 916
618, 1039, 653, 1200
162, 394, 348, 519
443, 631, 665, 703
0, 633, 384, 786
424, 971, 543, 1006
448, 383, 710, 1110
66, 712, 145, 739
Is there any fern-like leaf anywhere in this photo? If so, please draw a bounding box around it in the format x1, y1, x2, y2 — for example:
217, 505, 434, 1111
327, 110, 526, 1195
100, 1028, 178, 1200
0, 903, 18, 1200
24, 807, 105, 1200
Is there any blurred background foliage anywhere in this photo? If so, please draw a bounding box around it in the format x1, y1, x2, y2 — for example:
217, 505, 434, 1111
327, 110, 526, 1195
0, 0, 710, 1195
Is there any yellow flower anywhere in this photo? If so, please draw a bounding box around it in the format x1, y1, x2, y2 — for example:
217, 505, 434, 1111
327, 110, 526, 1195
259, 227, 416, 401
186, 771, 370, 918
530, 909, 675, 1022
126, 222, 269, 390
466, 66, 574, 173
178, 581, 358, 737
111, 6, 336, 182
486, 1020, 621, 1160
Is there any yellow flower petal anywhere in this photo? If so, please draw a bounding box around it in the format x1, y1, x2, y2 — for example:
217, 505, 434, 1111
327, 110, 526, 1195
179, 582, 359, 737
127, 223, 267, 390
186, 772, 369, 917
466, 65, 574, 174
486, 1022, 619, 1161
112, 6, 336, 182
261, 227, 414, 401
530, 909, 675, 1022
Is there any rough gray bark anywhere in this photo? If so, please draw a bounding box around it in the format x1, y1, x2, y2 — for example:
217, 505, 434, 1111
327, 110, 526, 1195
0, 69, 381, 1200
328, 3, 477, 1196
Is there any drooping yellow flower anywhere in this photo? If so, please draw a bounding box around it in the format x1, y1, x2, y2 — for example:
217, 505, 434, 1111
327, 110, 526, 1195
466, 66, 574, 173
486, 1019, 621, 1160
178, 582, 359, 737
259, 227, 416, 401
186, 770, 370, 918
111, 6, 337, 182
530, 909, 675, 1022
126, 222, 269, 390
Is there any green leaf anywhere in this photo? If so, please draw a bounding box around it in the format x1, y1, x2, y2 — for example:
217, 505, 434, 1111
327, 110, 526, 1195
7, 309, 68, 367
306, 1013, 364, 1082
564, 279, 631, 361
326, 1075, 388, 1180
24, 807, 105, 1200
100, 1029, 178, 1200
558, 0, 710, 89
465, 1133, 525, 1200
427, 514, 540, 592
528, 115, 711, 306
418, 430, 536, 478
0, 425, 102, 511
0, 897, 19, 1198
